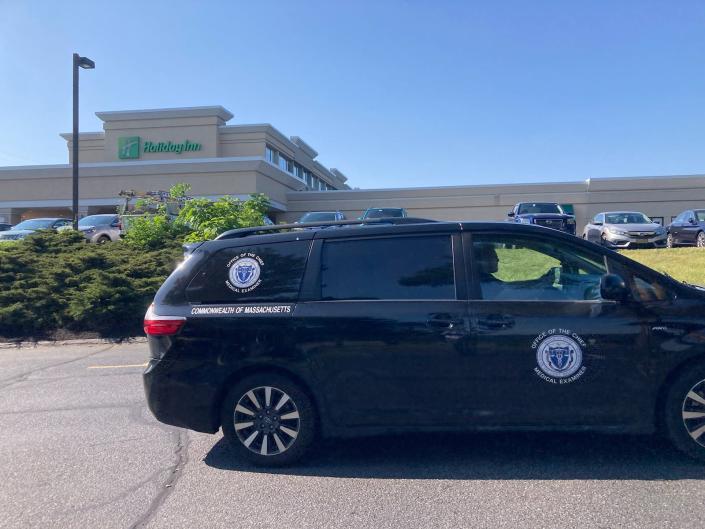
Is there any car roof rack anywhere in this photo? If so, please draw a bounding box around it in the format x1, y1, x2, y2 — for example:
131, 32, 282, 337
216, 217, 437, 240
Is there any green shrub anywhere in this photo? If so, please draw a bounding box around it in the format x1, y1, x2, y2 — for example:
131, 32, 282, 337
0, 230, 181, 340
0, 189, 273, 339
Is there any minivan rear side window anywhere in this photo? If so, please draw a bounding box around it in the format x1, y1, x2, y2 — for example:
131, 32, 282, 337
320, 235, 455, 300
187, 240, 311, 304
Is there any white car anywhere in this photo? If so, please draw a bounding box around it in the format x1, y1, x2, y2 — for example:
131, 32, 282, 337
0, 218, 71, 241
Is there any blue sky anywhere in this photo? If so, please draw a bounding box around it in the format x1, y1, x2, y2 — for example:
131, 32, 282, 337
1, 0, 705, 189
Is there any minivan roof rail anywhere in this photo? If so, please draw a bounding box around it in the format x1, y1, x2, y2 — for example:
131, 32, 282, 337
216, 217, 438, 240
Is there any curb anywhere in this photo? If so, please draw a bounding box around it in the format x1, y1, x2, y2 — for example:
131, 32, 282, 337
0, 337, 147, 349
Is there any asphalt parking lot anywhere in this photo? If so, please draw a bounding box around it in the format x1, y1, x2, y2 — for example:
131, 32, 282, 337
1, 342, 704, 529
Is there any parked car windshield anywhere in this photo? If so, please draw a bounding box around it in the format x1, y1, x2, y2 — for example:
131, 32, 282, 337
363, 208, 404, 218
299, 212, 337, 222
13, 219, 56, 230
517, 203, 562, 214
79, 214, 116, 227
605, 213, 651, 224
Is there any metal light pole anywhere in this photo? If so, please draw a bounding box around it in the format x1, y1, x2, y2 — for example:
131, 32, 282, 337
72, 53, 95, 230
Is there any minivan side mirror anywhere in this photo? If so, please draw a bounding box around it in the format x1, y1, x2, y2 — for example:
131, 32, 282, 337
600, 273, 629, 301
507, 211, 515, 217
689, 217, 697, 225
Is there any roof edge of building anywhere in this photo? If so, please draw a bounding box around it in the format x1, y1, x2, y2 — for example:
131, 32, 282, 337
95, 106, 234, 122
59, 132, 104, 141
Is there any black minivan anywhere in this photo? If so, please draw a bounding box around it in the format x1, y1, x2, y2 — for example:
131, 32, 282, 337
144, 220, 705, 465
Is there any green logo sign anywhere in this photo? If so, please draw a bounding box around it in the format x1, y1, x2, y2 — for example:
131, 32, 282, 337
118, 136, 140, 159
117, 136, 202, 159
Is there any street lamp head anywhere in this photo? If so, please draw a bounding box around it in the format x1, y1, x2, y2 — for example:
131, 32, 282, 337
78, 56, 95, 69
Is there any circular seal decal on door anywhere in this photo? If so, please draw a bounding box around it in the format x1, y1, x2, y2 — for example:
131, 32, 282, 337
226, 253, 264, 293
532, 329, 587, 384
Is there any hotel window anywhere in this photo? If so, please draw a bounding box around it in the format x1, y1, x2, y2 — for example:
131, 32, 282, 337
266, 144, 332, 190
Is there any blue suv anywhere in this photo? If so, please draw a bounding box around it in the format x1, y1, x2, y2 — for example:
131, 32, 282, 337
508, 202, 576, 235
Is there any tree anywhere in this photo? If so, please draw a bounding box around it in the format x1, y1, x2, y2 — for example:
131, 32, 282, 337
123, 183, 271, 248
177, 193, 270, 242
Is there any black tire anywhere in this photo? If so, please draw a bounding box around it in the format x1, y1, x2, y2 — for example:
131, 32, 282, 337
666, 233, 674, 248
96, 235, 110, 244
663, 363, 705, 463
221, 372, 316, 466
697, 232, 705, 248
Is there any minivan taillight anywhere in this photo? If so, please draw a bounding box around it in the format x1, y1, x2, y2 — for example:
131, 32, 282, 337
144, 305, 186, 336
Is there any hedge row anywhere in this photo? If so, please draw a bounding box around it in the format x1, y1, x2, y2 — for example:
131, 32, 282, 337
0, 230, 182, 340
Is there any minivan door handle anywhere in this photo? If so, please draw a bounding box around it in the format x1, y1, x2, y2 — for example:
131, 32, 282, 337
477, 315, 515, 330
427, 313, 464, 329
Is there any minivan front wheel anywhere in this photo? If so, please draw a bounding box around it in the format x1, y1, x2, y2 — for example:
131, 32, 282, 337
663, 365, 705, 463
221, 373, 316, 465
697, 232, 705, 248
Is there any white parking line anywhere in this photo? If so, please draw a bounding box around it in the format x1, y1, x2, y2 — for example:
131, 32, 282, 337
87, 363, 147, 369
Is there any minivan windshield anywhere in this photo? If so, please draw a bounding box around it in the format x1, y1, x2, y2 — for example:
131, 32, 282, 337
605, 213, 651, 224
79, 215, 116, 227
363, 208, 405, 219
13, 219, 56, 230
517, 203, 562, 214
299, 212, 337, 222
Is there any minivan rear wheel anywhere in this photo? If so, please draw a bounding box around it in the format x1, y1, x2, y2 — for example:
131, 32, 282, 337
221, 373, 316, 466
663, 365, 705, 463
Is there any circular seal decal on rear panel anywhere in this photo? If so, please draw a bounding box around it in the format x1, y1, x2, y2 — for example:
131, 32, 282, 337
532, 329, 587, 384
226, 253, 264, 293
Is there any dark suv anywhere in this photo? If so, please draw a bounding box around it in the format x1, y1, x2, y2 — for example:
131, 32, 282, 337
508, 202, 576, 235
144, 219, 705, 465
360, 207, 407, 220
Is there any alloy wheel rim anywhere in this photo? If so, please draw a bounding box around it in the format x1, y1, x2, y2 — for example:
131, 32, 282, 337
234, 385, 300, 456
699, 234, 705, 247
667, 234, 673, 247
682, 379, 705, 448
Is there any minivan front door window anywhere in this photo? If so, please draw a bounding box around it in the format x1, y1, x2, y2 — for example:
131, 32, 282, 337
473, 236, 606, 301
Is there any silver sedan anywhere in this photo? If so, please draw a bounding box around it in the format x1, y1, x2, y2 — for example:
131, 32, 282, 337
582, 211, 667, 249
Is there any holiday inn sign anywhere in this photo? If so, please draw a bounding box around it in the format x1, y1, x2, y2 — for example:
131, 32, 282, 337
117, 136, 202, 159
